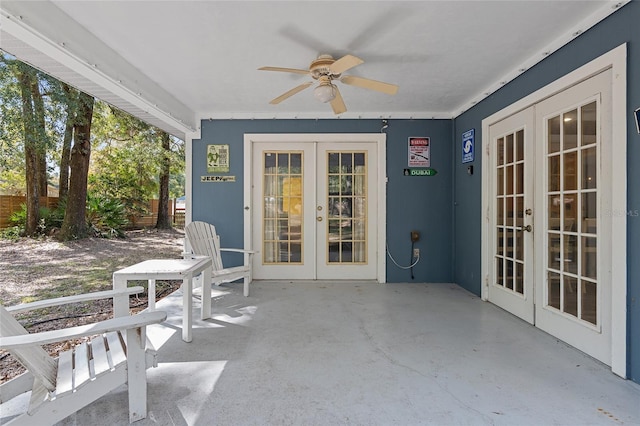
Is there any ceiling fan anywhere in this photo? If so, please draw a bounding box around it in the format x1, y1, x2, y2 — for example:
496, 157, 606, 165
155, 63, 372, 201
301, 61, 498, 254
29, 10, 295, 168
258, 54, 398, 115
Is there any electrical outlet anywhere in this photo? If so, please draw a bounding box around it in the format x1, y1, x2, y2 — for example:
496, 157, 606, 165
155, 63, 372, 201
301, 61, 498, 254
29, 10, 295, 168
413, 248, 420, 258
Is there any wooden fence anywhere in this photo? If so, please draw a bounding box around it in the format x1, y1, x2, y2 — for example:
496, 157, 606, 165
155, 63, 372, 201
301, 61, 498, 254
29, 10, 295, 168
0, 195, 184, 230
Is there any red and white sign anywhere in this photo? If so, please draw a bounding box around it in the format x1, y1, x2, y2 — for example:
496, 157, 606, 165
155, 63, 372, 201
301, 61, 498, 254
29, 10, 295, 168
408, 137, 430, 167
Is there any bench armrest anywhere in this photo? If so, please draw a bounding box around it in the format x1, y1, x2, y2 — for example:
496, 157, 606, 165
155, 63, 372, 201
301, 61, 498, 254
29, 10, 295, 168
5, 287, 145, 314
220, 248, 255, 255
0, 311, 167, 350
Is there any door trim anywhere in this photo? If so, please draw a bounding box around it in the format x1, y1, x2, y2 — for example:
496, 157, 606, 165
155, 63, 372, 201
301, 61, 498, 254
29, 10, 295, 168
481, 44, 627, 377
244, 133, 387, 283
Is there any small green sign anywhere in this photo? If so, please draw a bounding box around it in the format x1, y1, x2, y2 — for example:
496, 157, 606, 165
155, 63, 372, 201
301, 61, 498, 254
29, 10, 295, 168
404, 168, 437, 176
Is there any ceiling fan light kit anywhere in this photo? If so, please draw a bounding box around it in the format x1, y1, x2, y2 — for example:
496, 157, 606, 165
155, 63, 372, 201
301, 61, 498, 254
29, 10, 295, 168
259, 54, 398, 114
314, 83, 337, 103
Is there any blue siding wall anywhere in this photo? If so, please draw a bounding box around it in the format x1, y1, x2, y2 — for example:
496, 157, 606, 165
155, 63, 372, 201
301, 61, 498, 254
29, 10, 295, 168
452, 2, 639, 382
193, 119, 453, 283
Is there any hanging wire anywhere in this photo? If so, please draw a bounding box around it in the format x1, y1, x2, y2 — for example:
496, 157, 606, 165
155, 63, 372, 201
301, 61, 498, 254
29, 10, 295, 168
386, 243, 420, 269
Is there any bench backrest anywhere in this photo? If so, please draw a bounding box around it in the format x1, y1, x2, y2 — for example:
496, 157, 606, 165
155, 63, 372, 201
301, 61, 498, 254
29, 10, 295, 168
185, 221, 224, 270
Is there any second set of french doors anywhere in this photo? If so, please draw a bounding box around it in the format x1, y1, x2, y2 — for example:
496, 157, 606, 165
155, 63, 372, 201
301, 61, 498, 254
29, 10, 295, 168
485, 70, 615, 366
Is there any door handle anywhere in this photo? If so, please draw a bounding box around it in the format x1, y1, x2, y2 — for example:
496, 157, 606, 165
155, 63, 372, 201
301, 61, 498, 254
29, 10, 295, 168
517, 225, 532, 232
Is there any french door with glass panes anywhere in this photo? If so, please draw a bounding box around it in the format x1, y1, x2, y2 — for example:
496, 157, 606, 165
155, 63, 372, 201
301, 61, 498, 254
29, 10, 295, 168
488, 108, 535, 324
488, 69, 612, 365
251, 141, 378, 280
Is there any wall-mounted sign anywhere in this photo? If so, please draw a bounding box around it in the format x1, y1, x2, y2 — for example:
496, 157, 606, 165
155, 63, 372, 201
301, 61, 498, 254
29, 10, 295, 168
207, 144, 229, 173
462, 129, 475, 163
408, 137, 430, 167
201, 175, 236, 182
404, 168, 437, 176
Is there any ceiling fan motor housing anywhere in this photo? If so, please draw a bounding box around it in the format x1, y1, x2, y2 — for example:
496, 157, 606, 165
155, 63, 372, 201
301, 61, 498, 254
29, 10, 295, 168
310, 54, 340, 80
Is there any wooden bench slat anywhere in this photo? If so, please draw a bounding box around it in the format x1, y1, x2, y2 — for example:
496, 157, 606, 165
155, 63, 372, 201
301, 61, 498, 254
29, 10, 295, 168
106, 331, 126, 367
73, 342, 91, 389
91, 334, 111, 377
56, 349, 73, 396
27, 380, 49, 415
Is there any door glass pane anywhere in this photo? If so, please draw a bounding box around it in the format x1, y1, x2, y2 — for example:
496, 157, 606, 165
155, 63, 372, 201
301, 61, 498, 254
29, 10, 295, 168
548, 116, 561, 153
506, 133, 514, 163
506, 196, 514, 227
262, 151, 303, 264
564, 151, 577, 191
506, 165, 514, 194
564, 234, 577, 274
515, 262, 523, 294
582, 280, 597, 325
548, 232, 561, 271
548, 272, 561, 309
581, 192, 597, 234
564, 195, 577, 232
516, 130, 524, 162
505, 260, 514, 290
563, 109, 578, 150
546, 100, 599, 325
327, 151, 367, 264
581, 237, 597, 279
582, 147, 597, 189
581, 102, 597, 146
549, 155, 560, 191
497, 198, 504, 226
564, 276, 578, 317
548, 195, 560, 231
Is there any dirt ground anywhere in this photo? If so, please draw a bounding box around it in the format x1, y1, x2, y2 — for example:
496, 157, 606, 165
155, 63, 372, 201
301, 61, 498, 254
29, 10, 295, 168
0, 228, 186, 383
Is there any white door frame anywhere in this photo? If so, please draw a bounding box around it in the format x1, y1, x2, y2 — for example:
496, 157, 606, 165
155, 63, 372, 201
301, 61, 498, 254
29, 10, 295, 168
244, 133, 387, 283
481, 44, 627, 377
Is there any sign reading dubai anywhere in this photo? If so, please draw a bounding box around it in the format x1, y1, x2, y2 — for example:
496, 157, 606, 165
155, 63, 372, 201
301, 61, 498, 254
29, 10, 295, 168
408, 137, 430, 167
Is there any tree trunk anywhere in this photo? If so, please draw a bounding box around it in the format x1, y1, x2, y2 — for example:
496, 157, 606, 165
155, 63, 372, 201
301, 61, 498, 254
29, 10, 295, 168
16, 67, 40, 235
58, 84, 76, 201
30, 77, 48, 197
59, 92, 94, 240
156, 131, 172, 229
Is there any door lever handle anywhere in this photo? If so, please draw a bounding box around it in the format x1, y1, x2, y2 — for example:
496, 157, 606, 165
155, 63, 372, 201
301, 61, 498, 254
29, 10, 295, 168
517, 225, 532, 232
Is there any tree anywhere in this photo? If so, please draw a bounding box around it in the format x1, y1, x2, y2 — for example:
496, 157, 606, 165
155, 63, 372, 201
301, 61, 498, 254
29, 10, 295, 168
156, 131, 172, 229
14, 64, 41, 235
29, 74, 48, 197
58, 83, 78, 201
59, 92, 94, 240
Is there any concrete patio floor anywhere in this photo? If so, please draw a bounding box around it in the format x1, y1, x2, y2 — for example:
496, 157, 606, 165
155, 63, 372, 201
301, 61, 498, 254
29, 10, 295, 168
4, 281, 640, 425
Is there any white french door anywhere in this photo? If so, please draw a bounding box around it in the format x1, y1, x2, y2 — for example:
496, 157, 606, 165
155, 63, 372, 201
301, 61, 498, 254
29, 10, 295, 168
533, 70, 612, 363
487, 107, 535, 324
486, 69, 614, 366
247, 136, 382, 281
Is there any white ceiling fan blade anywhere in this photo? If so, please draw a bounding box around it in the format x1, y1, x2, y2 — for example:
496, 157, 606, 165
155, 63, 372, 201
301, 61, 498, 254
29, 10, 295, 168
259, 66, 310, 75
269, 82, 314, 104
330, 86, 347, 115
340, 75, 398, 95
329, 54, 364, 75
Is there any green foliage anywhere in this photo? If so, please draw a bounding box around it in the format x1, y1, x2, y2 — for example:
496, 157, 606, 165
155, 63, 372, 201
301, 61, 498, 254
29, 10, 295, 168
0, 226, 22, 240
8, 203, 64, 235
86, 193, 128, 238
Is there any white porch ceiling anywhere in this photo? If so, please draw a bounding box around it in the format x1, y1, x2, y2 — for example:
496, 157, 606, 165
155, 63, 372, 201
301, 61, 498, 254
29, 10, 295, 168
0, 1, 628, 139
